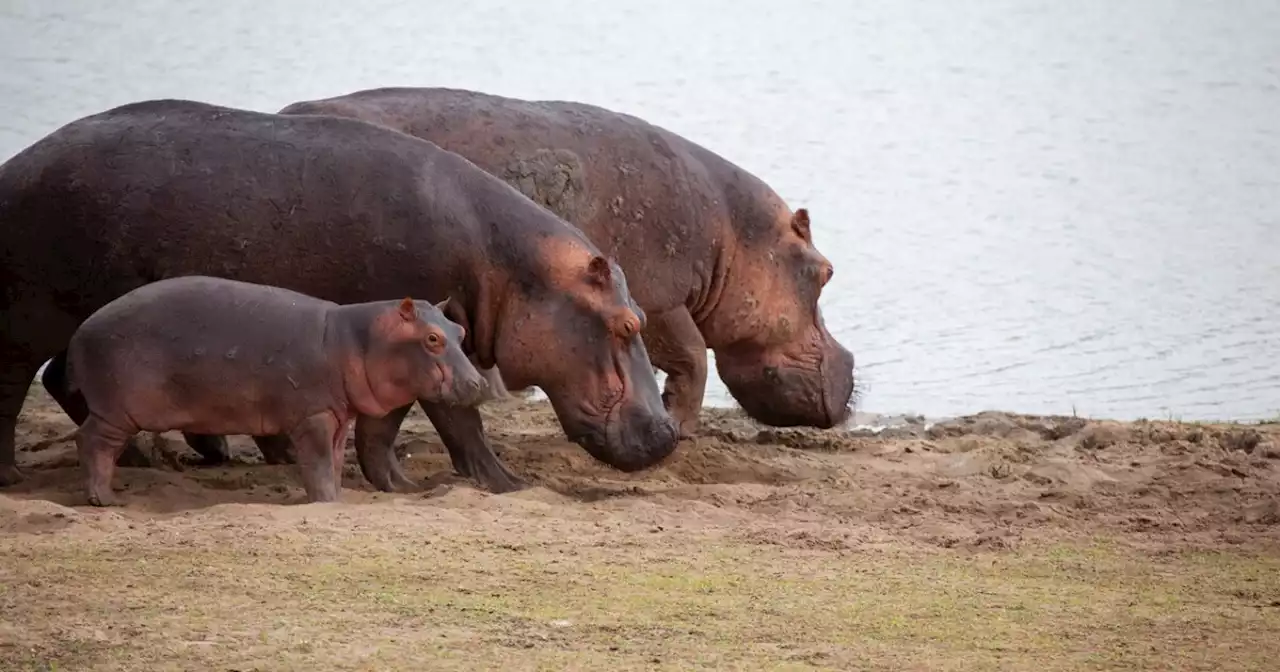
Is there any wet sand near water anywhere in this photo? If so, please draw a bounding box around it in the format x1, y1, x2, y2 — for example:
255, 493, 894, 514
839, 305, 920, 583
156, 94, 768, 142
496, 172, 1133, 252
3, 384, 1280, 670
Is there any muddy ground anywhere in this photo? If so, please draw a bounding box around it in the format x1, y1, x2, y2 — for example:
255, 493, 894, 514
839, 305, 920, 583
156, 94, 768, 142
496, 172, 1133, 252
3, 385, 1280, 670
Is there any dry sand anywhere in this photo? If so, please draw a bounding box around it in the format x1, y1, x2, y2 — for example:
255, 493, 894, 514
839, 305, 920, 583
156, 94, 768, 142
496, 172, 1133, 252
3, 384, 1280, 670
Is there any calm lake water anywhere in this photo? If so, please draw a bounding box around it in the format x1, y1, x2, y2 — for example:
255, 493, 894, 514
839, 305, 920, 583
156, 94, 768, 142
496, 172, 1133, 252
3, 0, 1279, 421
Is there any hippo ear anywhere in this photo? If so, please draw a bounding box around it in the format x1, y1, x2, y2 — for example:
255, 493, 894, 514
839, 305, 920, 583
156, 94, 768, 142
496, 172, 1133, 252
587, 255, 612, 287
790, 208, 812, 241
398, 297, 416, 321
434, 296, 451, 313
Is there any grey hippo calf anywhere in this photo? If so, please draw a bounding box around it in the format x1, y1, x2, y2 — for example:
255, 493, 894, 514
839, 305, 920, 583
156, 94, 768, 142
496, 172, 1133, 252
0, 98, 678, 493
67, 276, 485, 505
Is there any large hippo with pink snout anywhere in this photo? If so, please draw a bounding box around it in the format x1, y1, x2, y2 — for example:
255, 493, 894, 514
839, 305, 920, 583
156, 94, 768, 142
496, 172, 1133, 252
278, 87, 857, 485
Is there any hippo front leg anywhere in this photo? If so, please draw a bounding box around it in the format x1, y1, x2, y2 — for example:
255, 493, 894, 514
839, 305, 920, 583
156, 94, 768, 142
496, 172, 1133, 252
352, 403, 421, 493
641, 307, 708, 439
288, 412, 343, 503
419, 402, 526, 493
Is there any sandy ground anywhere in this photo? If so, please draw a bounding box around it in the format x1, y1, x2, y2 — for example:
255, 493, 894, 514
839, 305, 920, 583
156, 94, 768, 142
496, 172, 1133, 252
3, 385, 1280, 671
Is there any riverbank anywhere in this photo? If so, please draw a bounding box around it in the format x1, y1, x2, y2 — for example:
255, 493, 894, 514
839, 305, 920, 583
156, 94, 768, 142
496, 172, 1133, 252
3, 385, 1280, 670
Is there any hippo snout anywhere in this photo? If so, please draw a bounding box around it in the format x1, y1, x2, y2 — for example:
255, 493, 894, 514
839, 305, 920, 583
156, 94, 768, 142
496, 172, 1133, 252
717, 336, 856, 429
568, 404, 679, 472
450, 373, 489, 407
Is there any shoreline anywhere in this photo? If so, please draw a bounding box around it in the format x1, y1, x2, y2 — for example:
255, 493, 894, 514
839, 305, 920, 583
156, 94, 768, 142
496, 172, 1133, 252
5, 383, 1280, 668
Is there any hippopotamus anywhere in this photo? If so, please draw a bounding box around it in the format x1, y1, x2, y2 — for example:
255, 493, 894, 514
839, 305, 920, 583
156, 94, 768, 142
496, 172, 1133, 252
278, 87, 856, 439
0, 98, 678, 493
67, 276, 484, 505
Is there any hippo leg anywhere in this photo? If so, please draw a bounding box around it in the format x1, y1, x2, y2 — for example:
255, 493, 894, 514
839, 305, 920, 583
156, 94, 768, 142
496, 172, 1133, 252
289, 412, 343, 503
39, 351, 187, 469
641, 308, 708, 439
76, 414, 133, 507
0, 355, 43, 487
332, 422, 351, 489
478, 366, 513, 402
252, 435, 298, 465
179, 433, 232, 465
353, 404, 421, 493
420, 402, 527, 493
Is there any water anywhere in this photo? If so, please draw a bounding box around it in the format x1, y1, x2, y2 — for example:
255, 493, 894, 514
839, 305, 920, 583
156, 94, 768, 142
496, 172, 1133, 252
3, 0, 1279, 422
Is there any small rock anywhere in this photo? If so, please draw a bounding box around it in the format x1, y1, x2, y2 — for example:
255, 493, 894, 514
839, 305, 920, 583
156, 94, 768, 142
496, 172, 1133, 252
1242, 500, 1280, 525
1224, 430, 1262, 453
1079, 423, 1130, 450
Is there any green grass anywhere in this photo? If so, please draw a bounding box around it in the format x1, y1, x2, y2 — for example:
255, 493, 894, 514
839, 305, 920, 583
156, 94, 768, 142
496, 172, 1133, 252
3, 527, 1279, 671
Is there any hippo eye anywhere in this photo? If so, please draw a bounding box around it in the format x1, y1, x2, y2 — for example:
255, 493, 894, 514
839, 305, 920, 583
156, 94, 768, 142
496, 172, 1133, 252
426, 333, 442, 348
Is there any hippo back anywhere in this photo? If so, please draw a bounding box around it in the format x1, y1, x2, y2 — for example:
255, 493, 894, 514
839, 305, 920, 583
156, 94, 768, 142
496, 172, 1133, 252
279, 87, 787, 314
0, 98, 589, 356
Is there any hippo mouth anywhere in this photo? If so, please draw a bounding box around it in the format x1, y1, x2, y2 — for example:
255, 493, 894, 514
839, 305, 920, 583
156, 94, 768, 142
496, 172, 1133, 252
717, 337, 855, 429
564, 392, 628, 465
560, 388, 676, 473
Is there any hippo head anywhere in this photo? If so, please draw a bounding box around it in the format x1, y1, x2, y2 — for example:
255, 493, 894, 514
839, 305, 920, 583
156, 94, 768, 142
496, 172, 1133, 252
367, 297, 488, 409
707, 207, 856, 429
491, 242, 679, 472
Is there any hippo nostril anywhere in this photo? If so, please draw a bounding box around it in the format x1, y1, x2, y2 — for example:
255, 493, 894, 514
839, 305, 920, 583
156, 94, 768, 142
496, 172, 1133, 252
462, 378, 482, 398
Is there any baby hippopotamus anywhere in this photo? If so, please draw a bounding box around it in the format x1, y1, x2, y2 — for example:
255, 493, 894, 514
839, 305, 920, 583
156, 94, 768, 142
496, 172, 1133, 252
65, 275, 486, 506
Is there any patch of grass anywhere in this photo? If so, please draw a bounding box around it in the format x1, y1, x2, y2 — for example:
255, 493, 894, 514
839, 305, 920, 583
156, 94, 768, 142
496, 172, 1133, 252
3, 527, 1280, 671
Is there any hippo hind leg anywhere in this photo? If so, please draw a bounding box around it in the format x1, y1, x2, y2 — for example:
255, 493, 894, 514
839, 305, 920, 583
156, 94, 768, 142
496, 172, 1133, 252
40, 351, 206, 468
288, 412, 342, 503
77, 413, 135, 506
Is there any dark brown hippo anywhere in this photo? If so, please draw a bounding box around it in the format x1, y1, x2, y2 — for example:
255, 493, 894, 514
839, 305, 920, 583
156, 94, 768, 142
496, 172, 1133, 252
0, 98, 678, 492
67, 276, 484, 505
278, 87, 856, 438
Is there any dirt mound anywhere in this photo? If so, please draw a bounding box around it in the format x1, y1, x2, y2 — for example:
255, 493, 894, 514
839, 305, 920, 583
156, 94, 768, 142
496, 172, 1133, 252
5, 386, 1280, 550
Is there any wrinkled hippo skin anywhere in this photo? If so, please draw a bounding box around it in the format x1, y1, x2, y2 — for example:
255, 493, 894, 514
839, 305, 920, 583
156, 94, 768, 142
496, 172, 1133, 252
280, 87, 856, 442
67, 276, 484, 505
0, 99, 678, 491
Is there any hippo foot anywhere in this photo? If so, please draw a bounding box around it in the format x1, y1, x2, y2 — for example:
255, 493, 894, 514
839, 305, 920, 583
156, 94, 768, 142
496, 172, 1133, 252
194, 453, 228, 467
370, 459, 425, 493
364, 464, 423, 493
87, 490, 119, 507
0, 464, 24, 487
183, 433, 231, 466
463, 459, 528, 494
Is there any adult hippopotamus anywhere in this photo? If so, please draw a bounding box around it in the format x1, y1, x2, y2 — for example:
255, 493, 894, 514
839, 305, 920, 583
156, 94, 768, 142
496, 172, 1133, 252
279, 87, 856, 439
68, 277, 485, 505
0, 98, 678, 492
